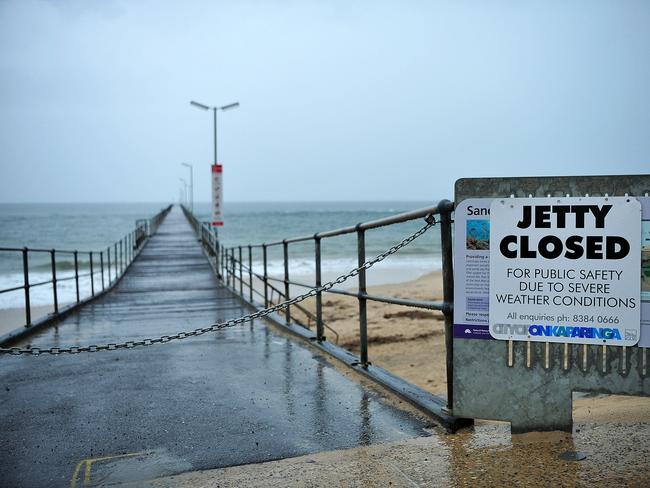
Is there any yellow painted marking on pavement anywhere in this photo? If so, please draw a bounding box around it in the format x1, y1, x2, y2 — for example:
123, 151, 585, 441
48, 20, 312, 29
70, 451, 145, 487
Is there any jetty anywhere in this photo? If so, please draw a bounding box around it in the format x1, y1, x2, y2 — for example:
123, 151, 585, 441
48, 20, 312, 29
0, 206, 437, 487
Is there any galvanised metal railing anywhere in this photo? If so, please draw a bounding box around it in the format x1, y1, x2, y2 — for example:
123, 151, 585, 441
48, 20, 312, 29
182, 201, 455, 407
0, 205, 172, 330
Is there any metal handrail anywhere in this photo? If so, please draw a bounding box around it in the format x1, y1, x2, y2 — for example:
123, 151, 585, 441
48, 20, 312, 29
181, 199, 455, 410
0, 205, 173, 328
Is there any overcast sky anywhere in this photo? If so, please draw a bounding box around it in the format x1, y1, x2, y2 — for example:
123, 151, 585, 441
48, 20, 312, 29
1, 0, 649, 203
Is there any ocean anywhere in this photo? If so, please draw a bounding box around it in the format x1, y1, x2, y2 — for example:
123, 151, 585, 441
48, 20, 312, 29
0, 201, 442, 309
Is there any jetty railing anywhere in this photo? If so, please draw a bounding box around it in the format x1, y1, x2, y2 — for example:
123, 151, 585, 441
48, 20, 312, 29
182, 201, 455, 407
0, 205, 172, 330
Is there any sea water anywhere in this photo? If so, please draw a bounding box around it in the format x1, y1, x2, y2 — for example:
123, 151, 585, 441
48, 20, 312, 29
0, 201, 442, 309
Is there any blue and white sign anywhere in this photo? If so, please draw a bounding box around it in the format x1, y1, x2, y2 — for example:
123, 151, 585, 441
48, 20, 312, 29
489, 196, 641, 346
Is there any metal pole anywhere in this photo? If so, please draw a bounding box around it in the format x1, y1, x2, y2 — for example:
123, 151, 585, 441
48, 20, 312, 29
51, 249, 58, 314
231, 248, 235, 289
89, 251, 94, 296
107, 247, 111, 285
248, 245, 253, 302
74, 250, 80, 303
100, 251, 105, 291
315, 236, 324, 341
215, 236, 220, 280
228, 249, 232, 288
22, 248, 31, 326
213, 107, 218, 164
439, 201, 455, 410
114, 243, 118, 280
283, 240, 290, 325
219, 245, 224, 281
238, 246, 243, 296
263, 244, 268, 307
357, 228, 368, 367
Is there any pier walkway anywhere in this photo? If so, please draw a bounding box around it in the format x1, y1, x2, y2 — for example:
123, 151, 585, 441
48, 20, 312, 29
0, 207, 431, 487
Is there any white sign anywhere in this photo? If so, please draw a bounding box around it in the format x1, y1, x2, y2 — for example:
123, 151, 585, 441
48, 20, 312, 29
489, 196, 641, 346
211, 164, 223, 226
639, 197, 650, 346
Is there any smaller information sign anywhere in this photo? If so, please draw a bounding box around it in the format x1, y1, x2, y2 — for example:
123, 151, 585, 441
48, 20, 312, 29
211, 164, 223, 226
489, 196, 641, 346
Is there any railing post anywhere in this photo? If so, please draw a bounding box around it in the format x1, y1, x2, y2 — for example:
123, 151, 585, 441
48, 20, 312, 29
100, 251, 105, 291
439, 201, 455, 410
357, 227, 368, 367
74, 250, 80, 303
229, 248, 234, 288
231, 248, 236, 290
248, 245, 253, 302
315, 235, 324, 341
114, 243, 118, 280
120, 238, 123, 273
283, 240, 290, 325
215, 237, 220, 279
238, 246, 243, 296
263, 244, 268, 307
107, 247, 111, 285
89, 251, 94, 296
219, 245, 224, 281
22, 248, 31, 327
51, 249, 58, 314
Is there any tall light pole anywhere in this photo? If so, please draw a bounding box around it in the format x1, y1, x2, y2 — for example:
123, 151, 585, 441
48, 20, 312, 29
179, 178, 188, 208
189, 100, 240, 166
189, 99, 240, 227
181, 163, 193, 212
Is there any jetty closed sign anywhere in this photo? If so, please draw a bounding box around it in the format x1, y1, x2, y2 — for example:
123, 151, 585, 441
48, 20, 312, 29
489, 197, 641, 346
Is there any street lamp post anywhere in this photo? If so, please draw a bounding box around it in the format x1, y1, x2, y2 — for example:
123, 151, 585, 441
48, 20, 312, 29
181, 163, 194, 212
189, 100, 240, 165
189, 99, 239, 228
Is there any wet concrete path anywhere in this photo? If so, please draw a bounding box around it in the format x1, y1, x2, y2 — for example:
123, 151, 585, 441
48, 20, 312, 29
0, 207, 432, 488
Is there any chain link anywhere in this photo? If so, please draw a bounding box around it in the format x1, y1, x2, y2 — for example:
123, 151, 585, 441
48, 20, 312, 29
0, 216, 436, 356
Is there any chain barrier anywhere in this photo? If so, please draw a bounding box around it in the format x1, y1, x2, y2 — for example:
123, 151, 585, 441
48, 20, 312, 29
0, 215, 436, 356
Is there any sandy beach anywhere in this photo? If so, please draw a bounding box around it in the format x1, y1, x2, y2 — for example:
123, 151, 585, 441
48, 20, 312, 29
290, 271, 650, 423
0, 304, 58, 337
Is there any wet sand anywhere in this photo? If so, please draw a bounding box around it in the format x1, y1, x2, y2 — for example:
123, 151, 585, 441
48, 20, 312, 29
0, 304, 58, 337
292, 271, 650, 423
